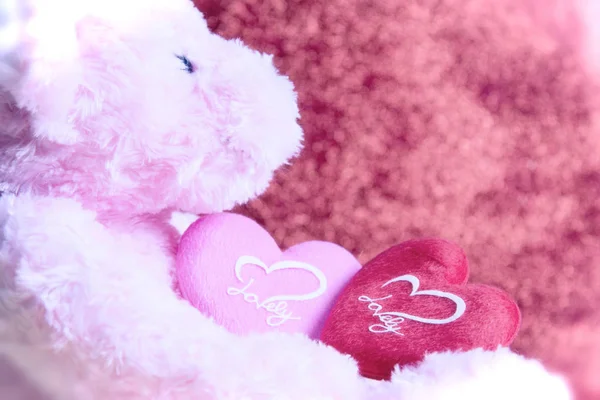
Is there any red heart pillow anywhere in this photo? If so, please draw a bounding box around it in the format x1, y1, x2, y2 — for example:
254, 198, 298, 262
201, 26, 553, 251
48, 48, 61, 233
320, 238, 521, 381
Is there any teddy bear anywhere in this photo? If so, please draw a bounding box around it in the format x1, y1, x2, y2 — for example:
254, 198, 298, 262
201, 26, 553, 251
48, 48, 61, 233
0, 0, 573, 399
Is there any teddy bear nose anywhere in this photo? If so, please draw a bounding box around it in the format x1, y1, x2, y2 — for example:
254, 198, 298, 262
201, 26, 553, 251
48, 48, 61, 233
202, 36, 303, 169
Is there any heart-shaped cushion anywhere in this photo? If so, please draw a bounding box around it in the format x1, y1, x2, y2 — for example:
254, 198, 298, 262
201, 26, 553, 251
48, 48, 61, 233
176, 212, 361, 339
320, 238, 521, 380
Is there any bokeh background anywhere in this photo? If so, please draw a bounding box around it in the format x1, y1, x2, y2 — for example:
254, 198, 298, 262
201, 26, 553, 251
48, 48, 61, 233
193, 1, 600, 398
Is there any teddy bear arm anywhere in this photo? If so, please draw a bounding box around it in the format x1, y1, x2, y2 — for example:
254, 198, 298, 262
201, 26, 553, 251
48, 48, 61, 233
0, 194, 230, 371
0, 194, 368, 398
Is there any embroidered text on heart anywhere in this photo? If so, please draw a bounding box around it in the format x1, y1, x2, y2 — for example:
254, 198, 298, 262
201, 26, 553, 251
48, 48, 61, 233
227, 255, 328, 327
359, 274, 467, 335
227, 279, 300, 326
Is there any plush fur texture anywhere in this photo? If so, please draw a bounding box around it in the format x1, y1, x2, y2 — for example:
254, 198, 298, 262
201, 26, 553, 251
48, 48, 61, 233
0, 0, 573, 398
0, 0, 26, 88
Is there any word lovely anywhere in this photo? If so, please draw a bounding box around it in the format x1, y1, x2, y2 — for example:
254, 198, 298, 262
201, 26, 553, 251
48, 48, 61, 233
227, 279, 299, 326
359, 274, 467, 335
226, 255, 328, 327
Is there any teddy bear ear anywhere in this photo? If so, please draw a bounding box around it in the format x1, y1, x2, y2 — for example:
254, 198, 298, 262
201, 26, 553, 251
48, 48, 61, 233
4, 1, 84, 144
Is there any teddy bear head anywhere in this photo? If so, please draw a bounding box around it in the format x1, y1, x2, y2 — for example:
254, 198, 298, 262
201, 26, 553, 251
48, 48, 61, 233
0, 0, 302, 215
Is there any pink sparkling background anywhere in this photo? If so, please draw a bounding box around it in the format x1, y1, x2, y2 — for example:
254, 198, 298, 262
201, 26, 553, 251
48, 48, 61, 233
195, 1, 600, 398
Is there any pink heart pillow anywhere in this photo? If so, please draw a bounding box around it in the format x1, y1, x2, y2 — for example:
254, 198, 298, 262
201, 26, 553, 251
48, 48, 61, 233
176, 213, 361, 338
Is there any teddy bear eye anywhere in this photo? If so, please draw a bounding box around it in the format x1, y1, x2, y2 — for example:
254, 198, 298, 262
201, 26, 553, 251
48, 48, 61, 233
176, 55, 195, 74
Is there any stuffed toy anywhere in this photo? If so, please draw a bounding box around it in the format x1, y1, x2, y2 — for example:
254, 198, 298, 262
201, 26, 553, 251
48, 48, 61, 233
0, 0, 573, 399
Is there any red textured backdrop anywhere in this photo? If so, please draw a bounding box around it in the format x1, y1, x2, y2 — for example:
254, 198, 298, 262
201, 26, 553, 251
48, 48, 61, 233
194, 1, 600, 398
